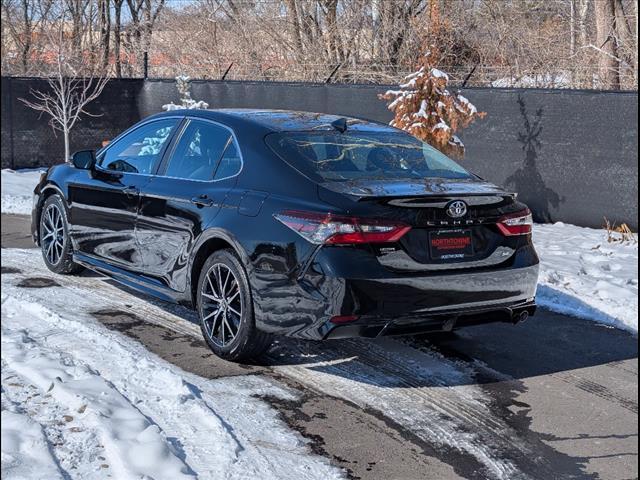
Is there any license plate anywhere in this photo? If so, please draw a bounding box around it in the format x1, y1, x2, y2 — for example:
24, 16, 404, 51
429, 229, 474, 260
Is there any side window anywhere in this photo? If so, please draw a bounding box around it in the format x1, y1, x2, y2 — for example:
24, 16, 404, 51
99, 119, 178, 174
164, 120, 231, 181
213, 139, 242, 180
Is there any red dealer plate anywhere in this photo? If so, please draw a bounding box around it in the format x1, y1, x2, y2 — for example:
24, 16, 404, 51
429, 229, 474, 260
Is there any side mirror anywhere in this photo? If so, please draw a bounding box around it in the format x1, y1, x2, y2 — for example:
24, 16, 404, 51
71, 150, 96, 170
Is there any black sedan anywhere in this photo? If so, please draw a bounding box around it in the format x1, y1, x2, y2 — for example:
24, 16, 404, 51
31, 109, 539, 361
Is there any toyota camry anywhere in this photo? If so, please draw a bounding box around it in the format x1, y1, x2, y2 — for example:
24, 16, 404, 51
31, 109, 539, 361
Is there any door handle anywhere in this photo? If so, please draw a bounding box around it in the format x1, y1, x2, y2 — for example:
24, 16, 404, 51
190, 194, 214, 207
122, 185, 139, 197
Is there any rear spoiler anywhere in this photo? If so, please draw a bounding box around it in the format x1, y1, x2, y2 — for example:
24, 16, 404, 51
319, 180, 516, 201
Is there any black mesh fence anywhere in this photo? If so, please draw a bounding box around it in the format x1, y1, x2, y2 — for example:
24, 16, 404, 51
1, 76, 637, 229
1, 77, 143, 168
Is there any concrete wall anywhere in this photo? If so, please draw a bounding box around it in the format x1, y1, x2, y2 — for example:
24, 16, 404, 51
2, 76, 637, 228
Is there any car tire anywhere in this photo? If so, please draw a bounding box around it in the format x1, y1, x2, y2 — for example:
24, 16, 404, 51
196, 249, 272, 362
39, 195, 83, 275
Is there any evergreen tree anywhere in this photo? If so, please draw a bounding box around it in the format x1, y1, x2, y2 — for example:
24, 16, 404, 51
380, 50, 485, 159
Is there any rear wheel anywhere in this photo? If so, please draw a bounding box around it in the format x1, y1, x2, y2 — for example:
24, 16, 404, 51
39, 195, 82, 275
196, 249, 272, 362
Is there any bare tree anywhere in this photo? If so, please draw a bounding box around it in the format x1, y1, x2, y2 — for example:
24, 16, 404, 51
124, 0, 166, 75
595, 0, 620, 88
284, 0, 304, 59
113, 0, 124, 77
576, 0, 590, 47
98, 0, 111, 70
65, 0, 91, 52
613, 0, 636, 81
1, 0, 54, 74
20, 22, 109, 162
633, 2, 640, 86
2, 0, 637, 90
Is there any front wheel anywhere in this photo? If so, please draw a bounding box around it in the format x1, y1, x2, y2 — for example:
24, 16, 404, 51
39, 195, 83, 275
196, 249, 272, 362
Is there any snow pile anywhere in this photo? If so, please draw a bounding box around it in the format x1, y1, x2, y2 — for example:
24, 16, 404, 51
0, 264, 344, 479
430, 68, 449, 80
491, 73, 571, 88
1, 168, 46, 215
533, 222, 638, 333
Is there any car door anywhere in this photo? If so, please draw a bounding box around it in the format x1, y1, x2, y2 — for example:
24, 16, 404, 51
135, 118, 243, 291
68, 117, 181, 272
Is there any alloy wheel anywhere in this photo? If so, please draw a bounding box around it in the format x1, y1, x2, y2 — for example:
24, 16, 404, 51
200, 263, 242, 347
42, 203, 65, 266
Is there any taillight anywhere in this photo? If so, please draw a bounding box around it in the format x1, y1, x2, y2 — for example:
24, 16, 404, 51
497, 209, 533, 236
330, 315, 360, 324
274, 210, 411, 245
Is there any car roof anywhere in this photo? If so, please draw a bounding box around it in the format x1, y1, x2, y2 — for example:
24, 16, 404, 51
148, 108, 397, 133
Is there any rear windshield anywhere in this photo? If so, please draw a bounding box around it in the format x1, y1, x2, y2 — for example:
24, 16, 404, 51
265, 131, 473, 182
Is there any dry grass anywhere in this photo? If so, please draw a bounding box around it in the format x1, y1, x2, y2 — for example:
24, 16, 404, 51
603, 217, 637, 244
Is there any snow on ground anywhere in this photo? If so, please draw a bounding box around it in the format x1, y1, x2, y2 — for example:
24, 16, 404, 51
1, 168, 637, 333
533, 223, 638, 334
1, 257, 344, 479
1, 168, 46, 215
1, 409, 65, 480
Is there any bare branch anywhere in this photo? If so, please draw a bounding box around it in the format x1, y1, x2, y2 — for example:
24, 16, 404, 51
18, 15, 109, 162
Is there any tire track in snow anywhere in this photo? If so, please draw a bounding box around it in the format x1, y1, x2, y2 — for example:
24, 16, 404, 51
1, 368, 70, 480
2, 301, 197, 480
2, 362, 108, 480
269, 339, 548, 480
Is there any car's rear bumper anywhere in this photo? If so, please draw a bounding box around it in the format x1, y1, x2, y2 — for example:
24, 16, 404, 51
252, 246, 539, 340
322, 299, 536, 339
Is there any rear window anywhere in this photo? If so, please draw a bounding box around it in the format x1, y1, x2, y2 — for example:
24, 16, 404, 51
265, 131, 473, 182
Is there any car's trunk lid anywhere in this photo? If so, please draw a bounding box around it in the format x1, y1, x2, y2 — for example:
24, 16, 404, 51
318, 178, 522, 272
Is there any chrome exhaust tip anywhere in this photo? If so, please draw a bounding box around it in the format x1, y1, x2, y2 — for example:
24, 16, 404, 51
513, 310, 529, 324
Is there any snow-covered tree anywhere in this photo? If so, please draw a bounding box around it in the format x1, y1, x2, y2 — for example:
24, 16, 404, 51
379, 50, 485, 159
162, 75, 209, 111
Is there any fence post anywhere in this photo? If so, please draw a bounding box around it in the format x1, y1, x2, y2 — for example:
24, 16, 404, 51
8, 77, 15, 170
221, 63, 233, 81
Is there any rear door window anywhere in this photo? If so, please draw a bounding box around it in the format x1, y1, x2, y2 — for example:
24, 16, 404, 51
99, 119, 179, 174
164, 120, 231, 181
213, 140, 242, 180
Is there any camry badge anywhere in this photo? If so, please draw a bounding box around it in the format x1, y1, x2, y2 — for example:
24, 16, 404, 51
446, 200, 468, 218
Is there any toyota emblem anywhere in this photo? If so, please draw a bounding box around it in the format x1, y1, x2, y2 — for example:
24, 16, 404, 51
446, 200, 468, 218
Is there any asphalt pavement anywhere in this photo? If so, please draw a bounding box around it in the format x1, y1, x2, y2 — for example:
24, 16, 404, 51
1, 213, 33, 248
